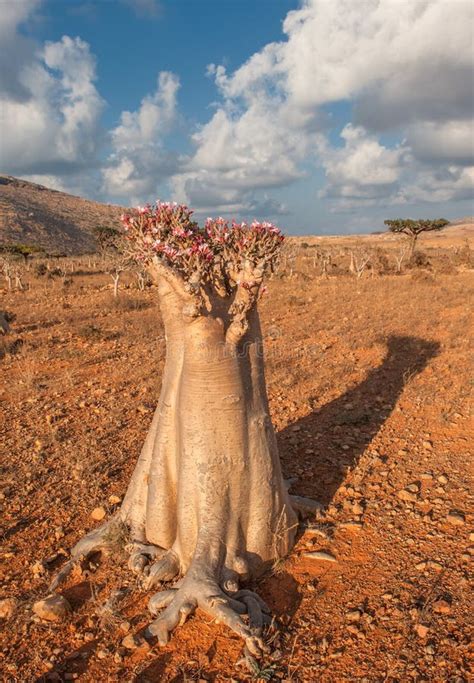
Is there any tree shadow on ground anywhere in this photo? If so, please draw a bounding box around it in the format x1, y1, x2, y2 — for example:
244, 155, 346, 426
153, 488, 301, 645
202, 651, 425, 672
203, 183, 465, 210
277, 334, 440, 507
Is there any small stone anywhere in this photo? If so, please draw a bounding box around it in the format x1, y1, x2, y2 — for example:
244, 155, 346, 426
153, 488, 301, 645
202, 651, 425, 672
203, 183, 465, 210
422, 441, 433, 450
119, 621, 131, 633
415, 624, 429, 638
97, 650, 108, 660
420, 473, 433, 481
406, 483, 420, 493
469, 532, 474, 542
90, 507, 106, 521
346, 609, 362, 622
305, 526, 330, 540
31, 560, 46, 577
352, 502, 365, 515
428, 560, 443, 571
447, 511, 465, 526
433, 599, 451, 614
346, 624, 359, 634
303, 551, 337, 562
33, 594, 71, 622
339, 521, 363, 531
0, 598, 17, 619
122, 633, 141, 650
398, 489, 417, 503
415, 561, 427, 570
108, 495, 121, 505
425, 644, 436, 655
437, 474, 448, 485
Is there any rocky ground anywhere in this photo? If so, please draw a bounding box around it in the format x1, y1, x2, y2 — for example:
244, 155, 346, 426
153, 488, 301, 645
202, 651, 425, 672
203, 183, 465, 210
0, 257, 472, 682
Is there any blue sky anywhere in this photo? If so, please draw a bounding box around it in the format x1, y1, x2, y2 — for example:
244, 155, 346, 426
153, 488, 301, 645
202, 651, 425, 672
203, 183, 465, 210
1, 0, 473, 234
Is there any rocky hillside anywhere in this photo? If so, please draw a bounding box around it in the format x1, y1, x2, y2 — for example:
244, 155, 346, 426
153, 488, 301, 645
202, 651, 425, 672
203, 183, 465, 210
1, 174, 472, 254
0, 175, 125, 254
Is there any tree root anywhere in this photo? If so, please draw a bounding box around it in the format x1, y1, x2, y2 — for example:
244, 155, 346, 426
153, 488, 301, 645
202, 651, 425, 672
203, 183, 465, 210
126, 541, 166, 575
49, 521, 115, 591
290, 494, 323, 518
142, 550, 180, 589
146, 580, 270, 657
48, 525, 275, 659
49, 520, 167, 590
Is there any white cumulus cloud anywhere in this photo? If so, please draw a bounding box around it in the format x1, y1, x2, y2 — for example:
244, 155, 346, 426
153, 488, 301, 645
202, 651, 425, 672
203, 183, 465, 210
0, 32, 104, 179
171, 0, 473, 213
317, 125, 407, 201
102, 72, 181, 200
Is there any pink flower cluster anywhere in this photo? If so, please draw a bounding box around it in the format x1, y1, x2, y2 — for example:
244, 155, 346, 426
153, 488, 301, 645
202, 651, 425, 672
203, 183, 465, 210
205, 217, 284, 256
120, 200, 285, 282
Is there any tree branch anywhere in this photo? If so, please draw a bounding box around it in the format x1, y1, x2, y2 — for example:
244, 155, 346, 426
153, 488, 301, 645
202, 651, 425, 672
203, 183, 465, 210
149, 256, 195, 301
225, 261, 264, 345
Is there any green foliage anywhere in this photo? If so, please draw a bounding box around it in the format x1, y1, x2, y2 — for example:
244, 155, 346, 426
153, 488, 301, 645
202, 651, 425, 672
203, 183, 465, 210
384, 218, 449, 237
0, 243, 45, 261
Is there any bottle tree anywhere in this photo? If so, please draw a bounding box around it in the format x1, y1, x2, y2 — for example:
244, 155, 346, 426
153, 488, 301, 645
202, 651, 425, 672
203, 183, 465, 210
384, 218, 449, 256
51, 203, 301, 655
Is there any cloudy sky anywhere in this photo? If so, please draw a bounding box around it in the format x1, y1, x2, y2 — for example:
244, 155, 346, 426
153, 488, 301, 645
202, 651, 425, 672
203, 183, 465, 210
0, 0, 472, 234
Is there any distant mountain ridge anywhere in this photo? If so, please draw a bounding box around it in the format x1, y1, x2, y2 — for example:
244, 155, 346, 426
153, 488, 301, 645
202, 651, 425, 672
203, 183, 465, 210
0, 175, 125, 254
0, 174, 472, 253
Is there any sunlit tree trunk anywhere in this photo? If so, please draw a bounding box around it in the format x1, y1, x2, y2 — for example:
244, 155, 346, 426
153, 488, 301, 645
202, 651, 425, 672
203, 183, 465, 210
51, 208, 300, 655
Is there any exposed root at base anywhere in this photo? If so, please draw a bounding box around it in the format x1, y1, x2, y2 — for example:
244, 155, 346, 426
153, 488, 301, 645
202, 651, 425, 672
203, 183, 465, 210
142, 551, 180, 589
126, 541, 166, 575
49, 519, 169, 590
146, 582, 271, 657
290, 494, 323, 517
49, 520, 117, 591
48, 524, 276, 659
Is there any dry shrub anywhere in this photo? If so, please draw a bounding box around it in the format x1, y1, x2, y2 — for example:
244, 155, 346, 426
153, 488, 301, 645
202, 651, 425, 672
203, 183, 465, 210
369, 248, 393, 276
0, 336, 23, 358
451, 241, 474, 269
407, 251, 431, 269
77, 324, 120, 341
433, 254, 457, 275
34, 262, 48, 277
109, 295, 153, 312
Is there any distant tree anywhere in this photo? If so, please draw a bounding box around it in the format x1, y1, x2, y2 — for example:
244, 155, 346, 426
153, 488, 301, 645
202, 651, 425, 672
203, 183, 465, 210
93, 226, 122, 255
93, 225, 130, 296
0, 243, 44, 265
0, 256, 25, 290
103, 252, 132, 297
349, 246, 371, 278
384, 218, 449, 256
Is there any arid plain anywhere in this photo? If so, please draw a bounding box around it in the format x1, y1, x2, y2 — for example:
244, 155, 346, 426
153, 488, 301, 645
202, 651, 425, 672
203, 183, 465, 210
1, 222, 473, 681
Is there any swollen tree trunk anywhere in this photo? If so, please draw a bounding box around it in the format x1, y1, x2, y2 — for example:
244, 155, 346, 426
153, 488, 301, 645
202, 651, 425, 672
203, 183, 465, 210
122, 277, 296, 576
53, 274, 298, 654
